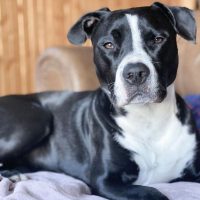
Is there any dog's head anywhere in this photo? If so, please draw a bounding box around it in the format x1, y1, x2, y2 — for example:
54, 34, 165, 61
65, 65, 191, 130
68, 2, 196, 107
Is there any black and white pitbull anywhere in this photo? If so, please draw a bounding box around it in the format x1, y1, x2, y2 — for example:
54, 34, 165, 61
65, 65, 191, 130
0, 2, 199, 200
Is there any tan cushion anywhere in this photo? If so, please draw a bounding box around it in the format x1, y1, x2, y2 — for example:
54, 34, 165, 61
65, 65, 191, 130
36, 46, 98, 92
176, 12, 200, 95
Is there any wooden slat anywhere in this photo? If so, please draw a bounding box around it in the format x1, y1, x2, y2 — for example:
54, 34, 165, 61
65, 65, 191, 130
26, 0, 36, 91
17, 0, 27, 93
0, 0, 196, 95
1, 0, 20, 95
0, 0, 5, 95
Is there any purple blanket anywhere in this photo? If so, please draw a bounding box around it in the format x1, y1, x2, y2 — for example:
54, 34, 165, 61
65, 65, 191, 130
185, 95, 200, 132
0, 171, 200, 200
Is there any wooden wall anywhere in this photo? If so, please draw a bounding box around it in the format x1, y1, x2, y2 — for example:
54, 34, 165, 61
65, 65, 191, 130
0, 0, 196, 95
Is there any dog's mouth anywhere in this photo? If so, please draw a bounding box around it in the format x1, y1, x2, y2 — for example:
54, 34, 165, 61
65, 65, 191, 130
112, 86, 167, 107
130, 87, 166, 104
103, 78, 167, 107
129, 92, 143, 101
122, 91, 150, 106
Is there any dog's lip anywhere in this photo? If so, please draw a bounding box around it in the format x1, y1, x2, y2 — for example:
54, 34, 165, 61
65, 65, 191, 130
115, 92, 145, 107
118, 92, 143, 107
130, 92, 143, 100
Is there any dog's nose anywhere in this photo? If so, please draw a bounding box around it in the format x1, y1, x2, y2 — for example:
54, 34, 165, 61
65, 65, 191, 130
123, 63, 150, 85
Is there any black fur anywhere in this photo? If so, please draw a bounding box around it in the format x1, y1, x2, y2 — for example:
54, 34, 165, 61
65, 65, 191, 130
0, 3, 198, 200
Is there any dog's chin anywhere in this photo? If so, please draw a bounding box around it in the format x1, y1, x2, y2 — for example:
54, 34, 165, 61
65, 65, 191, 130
115, 90, 167, 107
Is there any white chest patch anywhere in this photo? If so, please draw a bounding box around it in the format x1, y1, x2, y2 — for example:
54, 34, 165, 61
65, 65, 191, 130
114, 85, 196, 185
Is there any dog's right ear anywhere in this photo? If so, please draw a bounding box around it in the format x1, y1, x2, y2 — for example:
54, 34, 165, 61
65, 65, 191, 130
67, 8, 111, 45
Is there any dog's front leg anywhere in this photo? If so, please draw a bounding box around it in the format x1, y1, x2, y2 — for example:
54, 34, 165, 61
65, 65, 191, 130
96, 178, 169, 200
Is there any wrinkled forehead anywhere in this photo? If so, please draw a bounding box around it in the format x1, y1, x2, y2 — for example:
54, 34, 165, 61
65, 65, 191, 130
92, 7, 172, 43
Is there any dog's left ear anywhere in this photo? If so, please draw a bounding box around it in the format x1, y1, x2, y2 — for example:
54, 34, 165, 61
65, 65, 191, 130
67, 8, 111, 45
152, 2, 196, 43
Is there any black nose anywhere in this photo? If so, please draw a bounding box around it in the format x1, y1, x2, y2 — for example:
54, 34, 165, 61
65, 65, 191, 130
123, 63, 150, 85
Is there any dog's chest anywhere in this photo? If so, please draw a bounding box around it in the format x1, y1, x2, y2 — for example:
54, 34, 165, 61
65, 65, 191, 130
115, 104, 196, 185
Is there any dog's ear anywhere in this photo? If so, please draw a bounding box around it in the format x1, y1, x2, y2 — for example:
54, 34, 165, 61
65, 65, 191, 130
152, 2, 196, 43
67, 8, 111, 45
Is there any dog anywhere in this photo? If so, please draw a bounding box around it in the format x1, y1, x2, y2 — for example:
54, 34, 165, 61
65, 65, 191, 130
0, 2, 199, 200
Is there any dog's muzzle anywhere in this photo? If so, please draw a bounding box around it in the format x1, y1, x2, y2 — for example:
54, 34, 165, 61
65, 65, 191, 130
113, 60, 166, 107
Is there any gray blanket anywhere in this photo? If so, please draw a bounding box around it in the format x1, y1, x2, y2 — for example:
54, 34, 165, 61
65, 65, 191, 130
0, 171, 200, 200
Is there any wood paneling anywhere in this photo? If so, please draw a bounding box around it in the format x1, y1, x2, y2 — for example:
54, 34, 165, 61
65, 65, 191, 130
0, 0, 196, 95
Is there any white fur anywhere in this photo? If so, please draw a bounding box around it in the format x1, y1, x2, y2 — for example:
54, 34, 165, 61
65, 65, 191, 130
114, 14, 158, 106
115, 84, 196, 185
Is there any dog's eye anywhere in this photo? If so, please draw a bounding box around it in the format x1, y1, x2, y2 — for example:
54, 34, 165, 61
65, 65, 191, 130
154, 36, 164, 44
103, 42, 114, 49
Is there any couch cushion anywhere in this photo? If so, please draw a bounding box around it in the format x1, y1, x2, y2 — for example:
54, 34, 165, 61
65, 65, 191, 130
36, 46, 98, 92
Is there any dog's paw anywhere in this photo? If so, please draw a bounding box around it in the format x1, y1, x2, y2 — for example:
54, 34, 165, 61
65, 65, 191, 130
0, 170, 29, 192
0, 170, 29, 182
9, 173, 29, 183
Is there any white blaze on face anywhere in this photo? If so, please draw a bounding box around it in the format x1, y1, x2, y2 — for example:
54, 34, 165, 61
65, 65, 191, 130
114, 14, 158, 107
